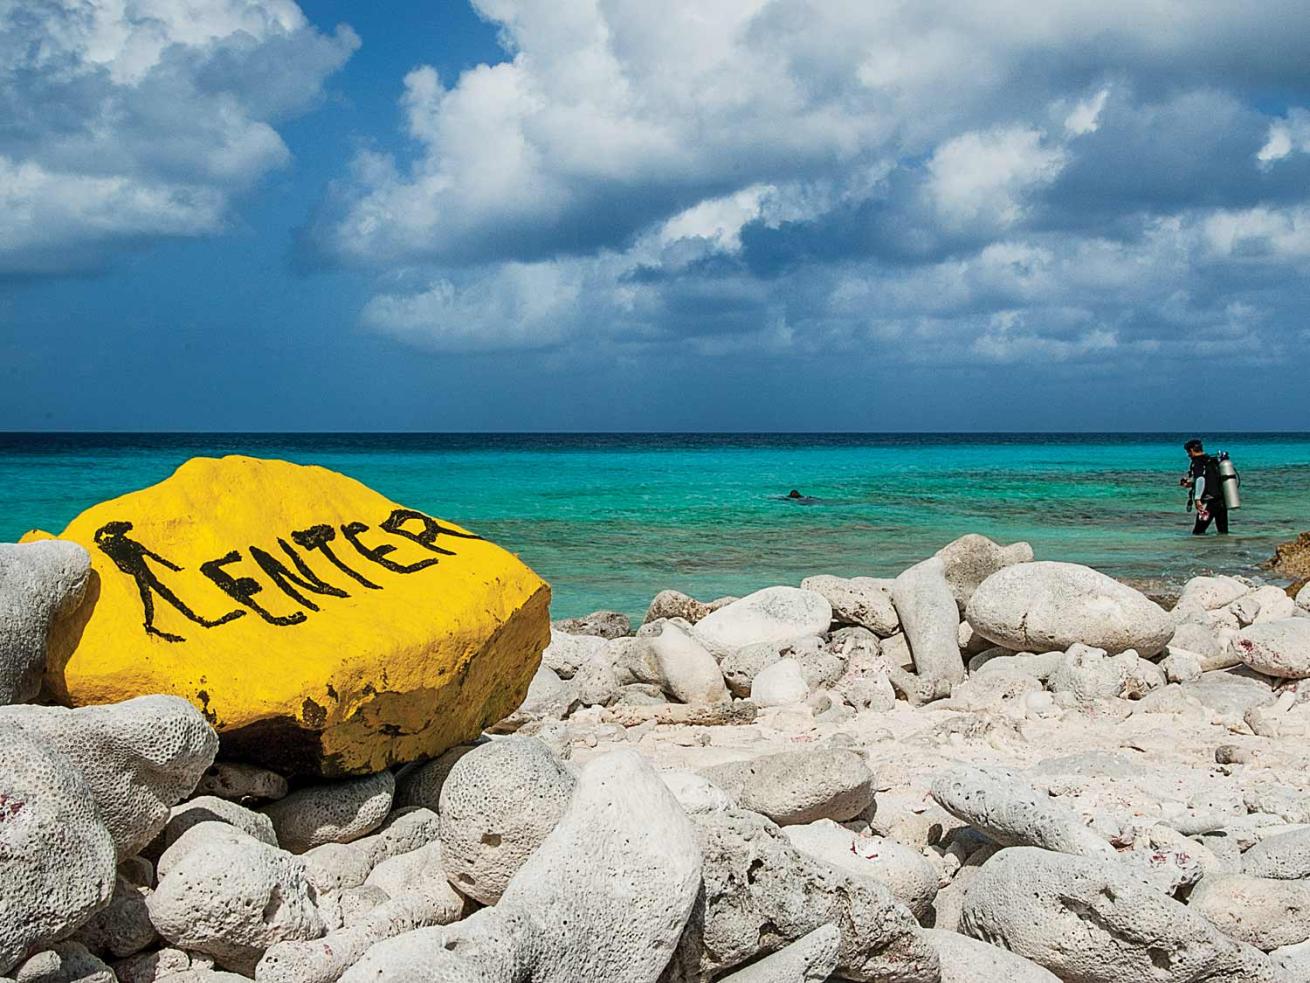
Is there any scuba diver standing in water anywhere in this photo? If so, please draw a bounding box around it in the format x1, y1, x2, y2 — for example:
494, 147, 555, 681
1180, 438, 1240, 536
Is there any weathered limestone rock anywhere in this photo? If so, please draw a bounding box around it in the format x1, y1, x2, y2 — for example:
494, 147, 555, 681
946, 669, 1042, 714
438, 736, 576, 905
651, 624, 730, 704
967, 561, 1174, 657
573, 652, 621, 706
163, 796, 277, 850
645, 590, 714, 625
1189, 873, 1310, 950
0, 695, 217, 858
931, 766, 1114, 858
722, 643, 781, 698
960, 847, 1278, 982
257, 842, 464, 983
112, 947, 190, 983
800, 576, 899, 636
921, 929, 1059, 982
603, 701, 758, 727
1229, 619, 1310, 678
540, 628, 607, 679
974, 650, 1065, 681
751, 659, 809, 706
0, 724, 116, 974
1169, 622, 1231, 669
393, 745, 475, 811
1178, 576, 1251, 611
495, 664, 576, 731
149, 825, 324, 975
1161, 649, 1204, 683
891, 558, 964, 700
1045, 645, 1123, 702
0, 540, 91, 706
28, 455, 550, 776
262, 771, 393, 853
694, 587, 832, 651
551, 610, 631, 640
71, 875, 156, 959
662, 809, 938, 982
344, 749, 701, 983
701, 749, 873, 825
831, 632, 896, 712
660, 771, 738, 815
1181, 670, 1276, 720
13, 942, 114, 983
1244, 826, 1310, 880
935, 534, 1033, 612
782, 819, 939, 917
717, 925, 839, 982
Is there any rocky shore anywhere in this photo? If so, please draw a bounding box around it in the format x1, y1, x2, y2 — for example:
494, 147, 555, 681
5, 532, 1310, 982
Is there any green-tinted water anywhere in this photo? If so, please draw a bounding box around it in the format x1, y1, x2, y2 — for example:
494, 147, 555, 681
2, 433, 1307, 619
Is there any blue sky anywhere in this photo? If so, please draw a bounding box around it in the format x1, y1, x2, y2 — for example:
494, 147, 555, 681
2, 1, 1309, 431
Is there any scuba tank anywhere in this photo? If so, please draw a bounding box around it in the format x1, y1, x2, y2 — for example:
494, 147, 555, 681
1217, 451, 1241, 510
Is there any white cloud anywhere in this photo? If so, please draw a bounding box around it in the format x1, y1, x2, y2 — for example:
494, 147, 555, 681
1064, 87, 1111, 136
1257, 109, 1310, 166
925, 127, 1067, 233
0, 0, 357, 274
1202, 206, 1310, 259
332, 0, 1310, 367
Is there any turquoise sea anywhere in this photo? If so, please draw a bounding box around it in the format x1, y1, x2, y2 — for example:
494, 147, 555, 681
2, 433, 1307, 620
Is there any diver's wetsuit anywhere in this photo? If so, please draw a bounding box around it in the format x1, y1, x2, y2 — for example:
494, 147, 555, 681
1189, 454, 1229, 535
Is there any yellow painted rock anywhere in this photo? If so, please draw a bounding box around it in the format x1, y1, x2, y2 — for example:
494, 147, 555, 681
25, 456, 550, 777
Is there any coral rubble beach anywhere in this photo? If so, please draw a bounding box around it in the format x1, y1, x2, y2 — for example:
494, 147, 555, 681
5, 529, 1310, 982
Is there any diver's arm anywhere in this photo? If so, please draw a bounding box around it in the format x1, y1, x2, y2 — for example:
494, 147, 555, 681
1193, 474, 1206, 501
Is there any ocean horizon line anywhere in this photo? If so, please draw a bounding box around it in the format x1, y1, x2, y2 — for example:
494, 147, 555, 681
4, 430, 1310, 439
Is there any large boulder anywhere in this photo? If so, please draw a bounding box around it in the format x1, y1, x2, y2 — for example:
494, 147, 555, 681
663, 808, 938, 982
781, 819, 939, 917
890, 557, 964, 699
12, 942, 114, 983
701, 749, 872, 825
693, 588, 832, 651
0, 540, 91, 706
966, 562, 1174, 657
0, 723, 117, 974
930, 766, 1113, 858
261, 771, 394, 853
0, 695, 217, 858
343, 749, 701, 983
1189, 873, 1310, 950
651, 624, 730, 705
1229, 619, 1310, 678
148, 825, 324, 975
437, 736, 576, 905
256, 841, 464, 983
799, 576, 899, 636
1243, 826, 1310, 880
934, 534, 1033, 612
26, 455, 550, 777
960, 847, 1278, 981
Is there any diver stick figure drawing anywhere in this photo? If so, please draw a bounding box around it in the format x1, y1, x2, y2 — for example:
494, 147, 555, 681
94, 521, 244, 642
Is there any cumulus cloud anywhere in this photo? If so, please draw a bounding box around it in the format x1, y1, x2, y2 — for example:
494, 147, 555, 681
1257, 109, 1310, 166
0, 0, 356, 274
318, 0, 1310, 368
